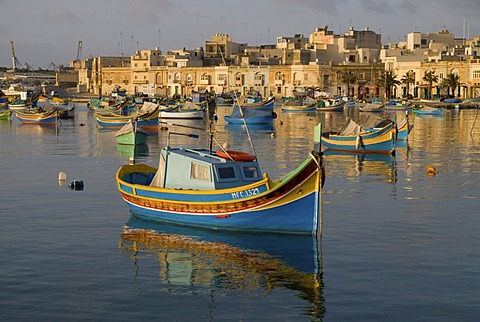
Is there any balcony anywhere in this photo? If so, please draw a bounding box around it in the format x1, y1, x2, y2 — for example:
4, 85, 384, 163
274, 80, 284, 86
200, 79, 210, 85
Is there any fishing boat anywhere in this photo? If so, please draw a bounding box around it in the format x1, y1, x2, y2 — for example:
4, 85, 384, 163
0, 109, 12, 120
96, 105, 160, 129
15, 108, 58, 125
8, 98, 30, 111
316, 99, 345, 112
321, 118, 396, 155
116, 122, 325, 235
115, 118, 148, 145
396, 117, 413, 140
384, 100, 412, 111
159, 101, 205, 119
224, 97, 276, 124
281, 102, 317, 113
358, 102, 385, 112
361, 113, 412, 141
412, 105, 445, 116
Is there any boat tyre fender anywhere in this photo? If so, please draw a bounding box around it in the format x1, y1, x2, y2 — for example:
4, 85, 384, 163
272, 111, 277, 119
216, 150, 256, 162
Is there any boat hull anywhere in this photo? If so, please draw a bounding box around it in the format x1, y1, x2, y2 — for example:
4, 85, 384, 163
96, 107, 159, 130
322, 122, 396, 154
15, 109, 58, 125
116, 131, 148, 145
159, 110, 204, 119
282, 106, 316, 113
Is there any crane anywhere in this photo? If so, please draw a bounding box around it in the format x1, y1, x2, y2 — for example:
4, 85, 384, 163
10, 40, 23, 71
76, 40, 83, 62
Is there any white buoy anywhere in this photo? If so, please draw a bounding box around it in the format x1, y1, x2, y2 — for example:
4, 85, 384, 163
222, 142, 230, 150
58, 171, 67, 186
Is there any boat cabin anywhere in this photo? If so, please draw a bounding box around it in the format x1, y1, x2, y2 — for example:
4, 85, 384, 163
149, 147, 263, 190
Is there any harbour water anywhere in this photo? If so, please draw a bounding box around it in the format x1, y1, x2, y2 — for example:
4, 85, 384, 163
1, 104, 480, 321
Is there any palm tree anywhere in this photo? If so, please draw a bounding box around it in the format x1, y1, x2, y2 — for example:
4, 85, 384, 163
441, 72, 463, 98
340, 70, 357, 97
422, 70, 438, 99
376, 71, 400, 99
401, 71, 415, 98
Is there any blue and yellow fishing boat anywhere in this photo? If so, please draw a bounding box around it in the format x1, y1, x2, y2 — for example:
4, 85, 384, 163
281, 102, 317, 113
321, 118, 396, 154
15, 107, 58, 125
96, 105, 159, 130
116, 123, 325, 235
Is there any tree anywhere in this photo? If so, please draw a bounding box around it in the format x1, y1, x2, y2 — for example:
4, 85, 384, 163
377, 71, 400, 99
422, 70, 438, 99
441, 72, 463, 98
401, 70, 415, 98
340, 70, 357, 97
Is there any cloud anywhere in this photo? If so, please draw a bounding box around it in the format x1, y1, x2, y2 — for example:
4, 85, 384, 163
43, 8, 85, 26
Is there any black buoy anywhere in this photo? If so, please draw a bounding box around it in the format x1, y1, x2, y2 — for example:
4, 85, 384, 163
69, 180, 84, 191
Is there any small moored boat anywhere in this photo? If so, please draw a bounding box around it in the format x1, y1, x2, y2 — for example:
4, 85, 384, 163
321, 118, 396, 155
116, 123, 326, 235
15, 107, 58, 125
115, 118, 148, 145
413, 105, 445, 116
0, 109, 12, 120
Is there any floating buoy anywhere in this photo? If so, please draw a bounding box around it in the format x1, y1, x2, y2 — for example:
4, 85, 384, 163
222, 142, 230, 150
270, 132, 275, 138
213, 114, 218, 121
58, 171, 67, 186
79, 123, 85, 126
426, 165, 437, 176
69, 180, 84, 191
279, 120, 283, 125
58, 171, 67, 181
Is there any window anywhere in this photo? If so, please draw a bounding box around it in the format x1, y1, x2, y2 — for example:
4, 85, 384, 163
242, 166, 259, 179
473, 70, 480, 79
218, 167, 236, 179
190, 162, 210, 181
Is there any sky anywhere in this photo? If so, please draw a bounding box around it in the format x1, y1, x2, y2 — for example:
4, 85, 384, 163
0, 0, 479, 69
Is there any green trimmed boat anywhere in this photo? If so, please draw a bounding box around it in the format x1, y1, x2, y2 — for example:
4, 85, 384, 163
0, 109, 12, 120
115, 118, 148, 145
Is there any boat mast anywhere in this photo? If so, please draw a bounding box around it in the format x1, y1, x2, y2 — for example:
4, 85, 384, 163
219, 48, 258, 160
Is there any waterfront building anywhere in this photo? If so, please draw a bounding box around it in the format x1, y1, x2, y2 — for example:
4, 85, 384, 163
69, 27, 479, 100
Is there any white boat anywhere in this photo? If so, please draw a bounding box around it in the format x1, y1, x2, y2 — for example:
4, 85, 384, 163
159, 101, 205, 119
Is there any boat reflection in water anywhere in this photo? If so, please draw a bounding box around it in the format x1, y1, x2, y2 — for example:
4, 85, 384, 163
116, 143, 149, 158
323, 150, 397, 183
119, 216, 325, 319
224, 122, 275, 132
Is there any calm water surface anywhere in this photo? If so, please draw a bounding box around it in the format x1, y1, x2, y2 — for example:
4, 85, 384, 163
1, 104, 479, 321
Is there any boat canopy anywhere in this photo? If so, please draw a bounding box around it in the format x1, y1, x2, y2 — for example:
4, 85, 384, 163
149, 148, 263, 190
338, 119, 364, 135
